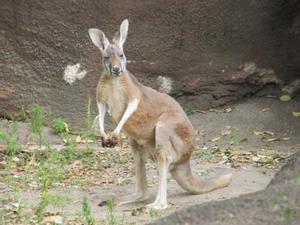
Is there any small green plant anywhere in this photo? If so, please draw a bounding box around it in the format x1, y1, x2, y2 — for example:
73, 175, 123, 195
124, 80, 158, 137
86, 97, 96, 140
53, 117, 68, 134
106, 199, 118, 225
283, 207, 293, 223
48, 195, 72, 207
149, 208, 159, 218
61, 139, 77, 163
37, 160, 63, 188
0, 121, 19, 156
295, 173, 300, 185
230, 127, 239, 145
82, 196, 95, 225
29, 104, 46, 146
184, 107, 195, 116
197, 149, 214, 162
230, 127, 247, 145
35, 179, 50, 220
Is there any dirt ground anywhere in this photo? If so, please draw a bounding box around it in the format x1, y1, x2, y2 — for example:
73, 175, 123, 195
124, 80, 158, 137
0, 95, 299, 224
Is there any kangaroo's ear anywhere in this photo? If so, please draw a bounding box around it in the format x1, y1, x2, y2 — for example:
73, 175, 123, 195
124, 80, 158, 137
113, 19, 129, 48
88, 28, 110, 50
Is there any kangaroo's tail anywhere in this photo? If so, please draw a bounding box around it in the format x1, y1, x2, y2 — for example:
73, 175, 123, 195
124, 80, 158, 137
171, 161, 232, 194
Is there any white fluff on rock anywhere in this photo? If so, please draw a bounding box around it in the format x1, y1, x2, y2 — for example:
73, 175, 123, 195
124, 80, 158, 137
157, 76, 172, 94
63, 63, 87, 85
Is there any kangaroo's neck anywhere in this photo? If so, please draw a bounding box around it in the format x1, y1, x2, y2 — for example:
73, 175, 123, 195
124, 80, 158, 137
100, 70, 141, 101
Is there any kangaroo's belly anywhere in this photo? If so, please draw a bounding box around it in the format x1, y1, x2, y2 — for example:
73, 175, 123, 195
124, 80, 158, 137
123, 106, 157, 142
105, 89, 127, 124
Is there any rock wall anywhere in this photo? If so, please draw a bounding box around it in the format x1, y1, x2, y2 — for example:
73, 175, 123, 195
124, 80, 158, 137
0, 0, 299, 127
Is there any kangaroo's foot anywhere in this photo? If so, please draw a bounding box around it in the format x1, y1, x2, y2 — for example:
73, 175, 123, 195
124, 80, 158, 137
146, 199, 167, 210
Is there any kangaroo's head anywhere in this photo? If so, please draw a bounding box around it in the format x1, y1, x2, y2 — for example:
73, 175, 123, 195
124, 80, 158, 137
88, 19, 129, 77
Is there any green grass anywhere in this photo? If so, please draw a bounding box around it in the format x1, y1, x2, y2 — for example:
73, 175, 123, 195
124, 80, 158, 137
86, 97, 96, 140
29, 104, 47, 145
184, 107, 195, 116
106, 199, 118, 225
230, 127, 247, 145
230, 127, 239, 145
0, 104, 136, 224
82, 196, 95, 225
0, 121, 20, 157
149, 208, 159, 218
283, 207, 293, 223
53, 117, 68, 134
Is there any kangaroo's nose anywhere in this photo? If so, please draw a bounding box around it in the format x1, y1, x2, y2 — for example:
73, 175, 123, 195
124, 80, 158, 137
112, 66, 121, 74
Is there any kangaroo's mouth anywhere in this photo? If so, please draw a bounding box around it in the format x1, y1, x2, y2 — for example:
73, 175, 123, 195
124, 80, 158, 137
111, 70, 122, 76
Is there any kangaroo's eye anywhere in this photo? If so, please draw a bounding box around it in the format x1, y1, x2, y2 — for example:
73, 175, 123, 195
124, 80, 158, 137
119, 54, 124, 58
104, 56, 109, 60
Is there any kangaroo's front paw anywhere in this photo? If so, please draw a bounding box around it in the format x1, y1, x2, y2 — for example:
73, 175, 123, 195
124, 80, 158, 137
101, 134, 118, 148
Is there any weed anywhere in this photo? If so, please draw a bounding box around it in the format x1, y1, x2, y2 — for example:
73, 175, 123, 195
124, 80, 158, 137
283, 207, 293, 222
86, 97, 96, 140
35, 179, 50, 220
53, 117, 69, 134
0, 121, 19, 157
106, 199, 118, 225
37, 160, 63, 187
230, 127, 247, 145
149, 208, 159, 218
184, 107, 195, 116
25, 104, 47, 147
61, 139, 77, 163
0, 197, 30, 225
230, 127, 239, 145
295, 173, 300, 185
48, 194, 72, 207
197, 150, 214, 162
82, 196, 95, 225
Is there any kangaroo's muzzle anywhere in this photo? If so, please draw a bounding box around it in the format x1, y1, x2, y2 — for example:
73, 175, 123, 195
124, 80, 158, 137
111, 65, 121, 76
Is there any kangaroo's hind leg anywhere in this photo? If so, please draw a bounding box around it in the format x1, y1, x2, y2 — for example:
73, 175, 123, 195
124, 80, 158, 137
118, 138, 149, 205
146, 121, 175, 210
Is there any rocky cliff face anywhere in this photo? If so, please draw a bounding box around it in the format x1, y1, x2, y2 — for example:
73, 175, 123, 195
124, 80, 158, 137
0, 0, 299, 127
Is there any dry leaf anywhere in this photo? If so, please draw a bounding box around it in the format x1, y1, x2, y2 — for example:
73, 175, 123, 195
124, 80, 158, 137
63, 122, 70, 133
71, 160, 83, 169
0, 161, 7, 169
221, 130, 231, 136
75, 135, 82, 144
42, 215, 63, 224
252, 156, 260, 162
266, 138, 280, 142
86, 139, 94, 143
224, 107, 232, 113
279, 95, 291, 102
196, 129, 205, 136
12, 157, 20, 162
261, 108, 270, 112
210, 137, 221, 142
292, 112, 300, 117
253, 129, 274, 137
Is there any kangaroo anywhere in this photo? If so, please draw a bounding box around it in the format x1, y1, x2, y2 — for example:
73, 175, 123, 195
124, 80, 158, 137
88, 19, 232, 210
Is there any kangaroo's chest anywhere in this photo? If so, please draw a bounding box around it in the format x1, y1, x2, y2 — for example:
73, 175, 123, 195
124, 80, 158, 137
103, 82, 127, 123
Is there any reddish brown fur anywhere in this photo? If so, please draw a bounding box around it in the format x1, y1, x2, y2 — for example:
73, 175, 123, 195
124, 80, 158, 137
97, 70, 195, 161
90, 20, 231, 209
